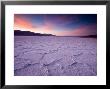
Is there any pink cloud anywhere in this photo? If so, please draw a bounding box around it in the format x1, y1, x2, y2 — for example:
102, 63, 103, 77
14, 15, 36, 32
56, 24, 97, 36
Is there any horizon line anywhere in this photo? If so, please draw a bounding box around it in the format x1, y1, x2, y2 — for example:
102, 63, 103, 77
14, 30, 97, 37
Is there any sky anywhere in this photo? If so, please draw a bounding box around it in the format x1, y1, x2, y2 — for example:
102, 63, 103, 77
14, 14, 97, 36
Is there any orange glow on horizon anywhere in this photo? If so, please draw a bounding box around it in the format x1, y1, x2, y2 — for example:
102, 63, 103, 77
14, 14, 97, 36
14, 15, 55, 34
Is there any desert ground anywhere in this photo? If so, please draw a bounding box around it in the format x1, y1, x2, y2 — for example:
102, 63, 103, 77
14, 36, 97, 76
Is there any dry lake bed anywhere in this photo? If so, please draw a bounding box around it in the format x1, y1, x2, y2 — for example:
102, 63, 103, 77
14, 36, 97, 76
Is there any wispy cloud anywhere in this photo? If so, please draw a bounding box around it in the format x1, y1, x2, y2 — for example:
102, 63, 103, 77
14, 14, 97, 36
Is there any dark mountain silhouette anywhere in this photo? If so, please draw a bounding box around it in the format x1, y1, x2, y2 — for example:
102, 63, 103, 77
14, 30, 55, 36
14, 30, 96, 38
56, 35, 97, 38
79, 35, 97, 38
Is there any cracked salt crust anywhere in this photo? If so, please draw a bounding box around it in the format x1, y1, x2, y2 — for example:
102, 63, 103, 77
14, 36, 97, 76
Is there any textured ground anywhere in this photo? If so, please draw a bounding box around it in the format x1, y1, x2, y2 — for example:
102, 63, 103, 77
14, 36, 97, 76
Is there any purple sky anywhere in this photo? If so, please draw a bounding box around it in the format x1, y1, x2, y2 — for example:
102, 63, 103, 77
14, 14, 97, 36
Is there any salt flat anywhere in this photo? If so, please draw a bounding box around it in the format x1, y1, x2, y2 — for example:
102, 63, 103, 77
14, 36, 97, 76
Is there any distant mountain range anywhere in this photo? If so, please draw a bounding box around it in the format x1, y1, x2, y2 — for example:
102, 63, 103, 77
79, 35, 97, 38
14, 30, 97, 38
14, 30, 55, 36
